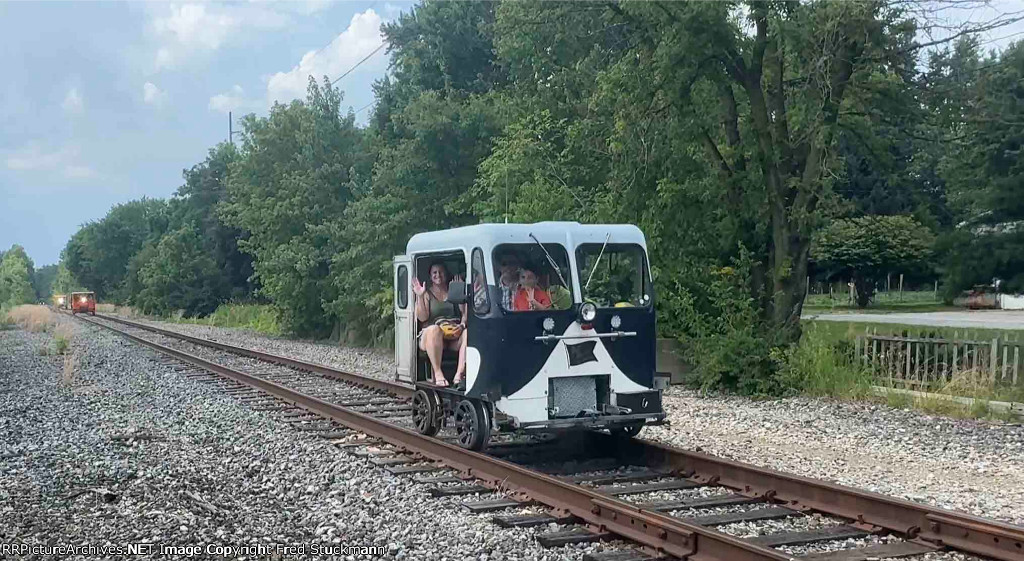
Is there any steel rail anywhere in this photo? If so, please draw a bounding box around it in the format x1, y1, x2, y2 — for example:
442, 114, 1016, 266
615, 437, 1024, 560
73, 313, 791, 561
94, 313, 412, 398
80, 312, 1024, 560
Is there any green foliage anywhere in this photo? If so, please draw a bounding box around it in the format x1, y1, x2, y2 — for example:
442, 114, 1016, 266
812, 216, 935, 306
130, 225, 227, 316
776, 328, 873, 399
64, 198, 167, 301
32, 264, 58, 300
0, 245, 37, 308
170, 304, 282, 336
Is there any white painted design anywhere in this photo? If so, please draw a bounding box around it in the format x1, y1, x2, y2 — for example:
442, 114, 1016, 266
465, 346, 481, 393
495, 321, 649, 424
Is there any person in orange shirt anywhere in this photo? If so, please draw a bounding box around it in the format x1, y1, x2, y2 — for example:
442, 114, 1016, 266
513, 267, 552, 311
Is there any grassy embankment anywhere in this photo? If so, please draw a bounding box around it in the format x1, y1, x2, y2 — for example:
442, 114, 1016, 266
785, 318, 1024, 420
114, 303, 283, 336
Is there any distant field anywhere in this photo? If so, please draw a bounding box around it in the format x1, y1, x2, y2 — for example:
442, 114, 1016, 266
803, 289, 953, 314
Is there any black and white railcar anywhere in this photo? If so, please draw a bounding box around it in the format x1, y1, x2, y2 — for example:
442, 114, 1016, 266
394, 222, 666, 450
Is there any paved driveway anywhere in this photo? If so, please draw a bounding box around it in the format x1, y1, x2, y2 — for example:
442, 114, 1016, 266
804, 310, 1024, 330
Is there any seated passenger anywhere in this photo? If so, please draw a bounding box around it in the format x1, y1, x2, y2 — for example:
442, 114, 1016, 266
412, 262, 467, 387
496, 253, 521, 310
513, 267, 552, 311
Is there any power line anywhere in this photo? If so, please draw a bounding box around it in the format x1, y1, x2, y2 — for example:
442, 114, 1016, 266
331, 42, 387, 85
355, 101, 375, 114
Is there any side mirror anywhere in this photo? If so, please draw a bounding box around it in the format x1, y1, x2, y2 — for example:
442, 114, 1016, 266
447, 281, 468, 305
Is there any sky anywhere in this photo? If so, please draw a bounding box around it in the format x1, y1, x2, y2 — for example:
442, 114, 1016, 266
2, 1, 1023, 267
0, 0, 412, 266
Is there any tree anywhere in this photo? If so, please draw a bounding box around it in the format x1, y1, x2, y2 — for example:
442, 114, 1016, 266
32, 264, 58, 300
132, 225, 227, 316
0, 245, 37, 308
812, 216, 935, 306
64, 198, 168, 300
222, 77, 364, 336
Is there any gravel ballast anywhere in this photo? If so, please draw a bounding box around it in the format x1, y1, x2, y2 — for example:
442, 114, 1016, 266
0, 322, 629, 560
125, 317, 1024, 528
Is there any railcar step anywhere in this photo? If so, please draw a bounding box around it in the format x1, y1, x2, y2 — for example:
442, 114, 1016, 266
583, 549, 660, 561
798, 541, 937, 560
493, 513, 567, 528
638, 494, 761, 512
561, 470, 669, 486
428, 484, 492, 497
749, 525, 869, 547
596, 479, 702, 495
370, 456, 416, 466
462, 498, 534, 513
680, 506, 797, 526
385, 465, 441, 475
536, 528, 610, 547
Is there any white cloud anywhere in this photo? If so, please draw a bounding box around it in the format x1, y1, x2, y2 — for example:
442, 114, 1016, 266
149, 3, 291, 70
209, 85, 260, 114
143, 82, 166, 105
61, 87, 83, 113
5, 143, 95, 180
266, 9, 385, 105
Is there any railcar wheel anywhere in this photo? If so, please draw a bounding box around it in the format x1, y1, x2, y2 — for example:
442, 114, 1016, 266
615, 422, 645, 438
454, 399, 488, 451
412, 389, 441, 436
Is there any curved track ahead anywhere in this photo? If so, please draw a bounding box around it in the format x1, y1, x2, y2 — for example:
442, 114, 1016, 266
71, 312, 1024, 561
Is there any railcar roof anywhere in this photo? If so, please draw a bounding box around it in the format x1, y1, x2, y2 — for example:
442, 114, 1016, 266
406, 222, 646, 255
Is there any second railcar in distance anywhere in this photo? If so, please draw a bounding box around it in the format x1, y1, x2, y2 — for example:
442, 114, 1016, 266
394, 222, 666, 450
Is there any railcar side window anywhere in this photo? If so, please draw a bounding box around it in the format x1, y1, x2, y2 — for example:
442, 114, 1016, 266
471, 248, 490, 315
576, 244, 651, 308
397, 265, 409, 309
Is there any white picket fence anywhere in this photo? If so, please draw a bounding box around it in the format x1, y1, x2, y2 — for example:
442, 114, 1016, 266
856, 329, 1022, 388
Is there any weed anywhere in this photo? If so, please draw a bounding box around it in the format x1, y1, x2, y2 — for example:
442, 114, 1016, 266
885, 390, 913, 409
778, 326, 873, 399
38, 345, 51, 356
167, 304, 282, 336
52, 322, 75, 355
61, 353, 77, 387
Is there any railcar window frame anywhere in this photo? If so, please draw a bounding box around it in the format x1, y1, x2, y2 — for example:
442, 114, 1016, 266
575, 243, 652, 309
471, 248, 490, 316
492, 242, 574, 313
397, 265, 409, 309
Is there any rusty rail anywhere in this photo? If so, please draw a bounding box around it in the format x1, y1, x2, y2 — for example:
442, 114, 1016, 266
76, 312, 1024, 560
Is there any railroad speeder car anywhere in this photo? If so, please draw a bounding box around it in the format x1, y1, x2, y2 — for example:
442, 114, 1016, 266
71, 291, 96, 315
394, 222, 666, 450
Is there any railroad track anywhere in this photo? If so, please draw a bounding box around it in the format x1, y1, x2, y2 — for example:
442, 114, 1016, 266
67, 312, 1024, 561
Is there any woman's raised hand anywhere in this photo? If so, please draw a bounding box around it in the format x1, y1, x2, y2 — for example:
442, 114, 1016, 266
451, 273, 464, 285
411, 277, 427, 297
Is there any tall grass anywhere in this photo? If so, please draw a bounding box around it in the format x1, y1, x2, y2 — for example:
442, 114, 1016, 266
5, 305, 56, 332
171, 304, 282, 336
53, 322, 75, 355
778, 326, 874, 399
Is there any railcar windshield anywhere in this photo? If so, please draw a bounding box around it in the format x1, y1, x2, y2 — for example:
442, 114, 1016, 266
576, 244, 651, 308
493, 243, 573, 312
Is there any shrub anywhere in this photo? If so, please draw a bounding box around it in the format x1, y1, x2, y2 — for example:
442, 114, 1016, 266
776, 327, 873, 399
53, 323, 75, 355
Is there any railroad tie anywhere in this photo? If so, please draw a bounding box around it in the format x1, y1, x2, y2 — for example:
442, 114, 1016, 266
492, 513, 574, 528
582, 549, 660, 561
385, 465, 441, 476
595, 479, 703, 496
637, 493, 761, 512
462, 498, 534, 513
427, 484, 491, 497
748, 525, 870, 547
536, 528, 610, 547
796, 541, 938, 561
679, 506, 798, 526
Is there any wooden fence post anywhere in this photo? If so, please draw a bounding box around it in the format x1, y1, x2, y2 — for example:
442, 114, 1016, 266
990, 337, 999, 382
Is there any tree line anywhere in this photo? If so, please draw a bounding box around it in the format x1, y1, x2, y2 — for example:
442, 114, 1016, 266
56, 1, 1024, 392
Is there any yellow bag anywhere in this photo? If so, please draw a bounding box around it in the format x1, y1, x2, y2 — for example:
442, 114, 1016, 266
436, 319, 462, 340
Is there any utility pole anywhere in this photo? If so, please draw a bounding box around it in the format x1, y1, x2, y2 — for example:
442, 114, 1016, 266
228, 111, 241, 145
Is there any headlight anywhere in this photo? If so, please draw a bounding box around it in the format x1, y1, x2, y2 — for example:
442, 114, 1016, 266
580, 302, 597, 323
58, 297, 65, 304
610, 315, 622, 329
542, 317, 555, 332
80, 297, 87, 303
